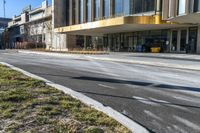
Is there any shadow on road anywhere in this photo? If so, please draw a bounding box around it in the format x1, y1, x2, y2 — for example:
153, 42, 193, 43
73, 76, 200, 93
31, 72, 200, 109
76, 90, 200, 109
33, 72, 200, 93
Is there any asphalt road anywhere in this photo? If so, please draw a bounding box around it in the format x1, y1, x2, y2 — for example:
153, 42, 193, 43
0, 50, 200, 133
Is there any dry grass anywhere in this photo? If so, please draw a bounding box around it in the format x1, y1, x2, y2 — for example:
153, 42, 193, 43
0, 65, 131, 133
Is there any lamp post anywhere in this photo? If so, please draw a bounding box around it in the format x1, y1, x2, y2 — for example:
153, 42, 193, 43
3, 0, 6, 18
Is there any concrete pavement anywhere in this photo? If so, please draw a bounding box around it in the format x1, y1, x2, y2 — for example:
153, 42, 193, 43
1, 50, 200, 133
18, 50, 200, 71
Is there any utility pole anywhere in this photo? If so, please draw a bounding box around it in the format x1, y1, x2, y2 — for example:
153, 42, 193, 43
3, 0, 6, 18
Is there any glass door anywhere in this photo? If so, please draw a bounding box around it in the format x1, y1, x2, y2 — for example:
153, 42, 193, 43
180, 30, 187, 52
171, 30, 178, 52
189, 27, 197, 53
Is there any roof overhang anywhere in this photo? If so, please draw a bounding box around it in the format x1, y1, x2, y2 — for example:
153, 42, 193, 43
168, 13, 200, 24
54, 15, 192, 36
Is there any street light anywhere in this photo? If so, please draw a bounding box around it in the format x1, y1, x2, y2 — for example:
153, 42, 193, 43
3, 0, 6, 18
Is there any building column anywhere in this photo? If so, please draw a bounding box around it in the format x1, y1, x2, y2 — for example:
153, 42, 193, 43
75, 0, 80, 24
100, 0, 103, 19
84, 36, 87, 50
110, 0, 114, 17
177, 30, 181, 52
156, 0, 162, 15
83, 0, 87, 23
69, 0, 73, 25
91, 0, 95, 21
185, 0, 190, 14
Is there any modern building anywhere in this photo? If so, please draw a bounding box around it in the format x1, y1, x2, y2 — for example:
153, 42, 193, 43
7, 0, 52, 49
53, 0, 200, 54
162, 0, 200, 53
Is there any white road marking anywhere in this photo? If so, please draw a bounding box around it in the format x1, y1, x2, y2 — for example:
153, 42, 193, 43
132, 96, 159, 106
98, 84, 116, 89
168, 105, 191, 112
173, 96, 200, 104
149, 97, 191, 112
144, 110, 163, 121
149, 97, 170, 104
173, 115, 200, 131
173, 125, 188, 133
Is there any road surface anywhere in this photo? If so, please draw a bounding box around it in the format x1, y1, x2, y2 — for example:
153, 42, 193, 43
0, 50, 200, 133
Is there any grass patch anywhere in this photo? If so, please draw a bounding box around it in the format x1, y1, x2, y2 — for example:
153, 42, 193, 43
0, 64, 131, 133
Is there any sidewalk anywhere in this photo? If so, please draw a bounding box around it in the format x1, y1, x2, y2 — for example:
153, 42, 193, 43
18, 50, 200, 71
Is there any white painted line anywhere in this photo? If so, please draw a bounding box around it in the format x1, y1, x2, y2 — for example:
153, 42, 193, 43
149, 97, 190, 112
144, 110, 163, 121
173, 125, 188, 133
98, 84, 116, 89
132, 96, 159, 106
173, 115, 200, 131
0, 62, 149, 133
149, 98, 170, 104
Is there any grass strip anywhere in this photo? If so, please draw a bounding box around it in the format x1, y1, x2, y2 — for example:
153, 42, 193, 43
0, 64, 131, 133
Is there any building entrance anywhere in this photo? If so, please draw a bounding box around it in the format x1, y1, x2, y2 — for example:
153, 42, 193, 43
188, 27, 197, 53
106, 30, 170, 53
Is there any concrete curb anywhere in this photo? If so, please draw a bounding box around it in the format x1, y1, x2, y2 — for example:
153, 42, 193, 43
0, 62, 149, 133
18, 50, 200, 71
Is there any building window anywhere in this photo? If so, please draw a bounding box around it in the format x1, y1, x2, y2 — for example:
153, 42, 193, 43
178, 0, 186, 15
87, 0, 92, 22
94, 0, 100, 20
66, 1, 70, 26
194, 0, 200, 12
79, 0, 84, 23
133, 0, 155, 14
72, 0, 76, 25
114, 0, 123, 16
124, 0, 130, 15
143, 0, 155, 12
103, 0, 110, 18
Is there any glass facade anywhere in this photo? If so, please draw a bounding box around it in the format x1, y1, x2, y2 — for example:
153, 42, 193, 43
180, 30, 187, 51
94, 0, 100, 20
87, 0, 92, 22
133, 0, 156, 14
178, 0, 186, 15
79, 0, 84, 23
113, 0, 156, 16
114, 0, 123, 16
124, 0, 130, 15
103, 0, 110, 18
66, 1, 70, 26
71, 0, 156, 24
171, 31, 178, 51
194, 0, 200, 12
104, 30, 169, 52
72, 0, 76, 25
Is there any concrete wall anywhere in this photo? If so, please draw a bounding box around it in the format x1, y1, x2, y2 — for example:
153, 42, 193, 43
51, 0, 68, 51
